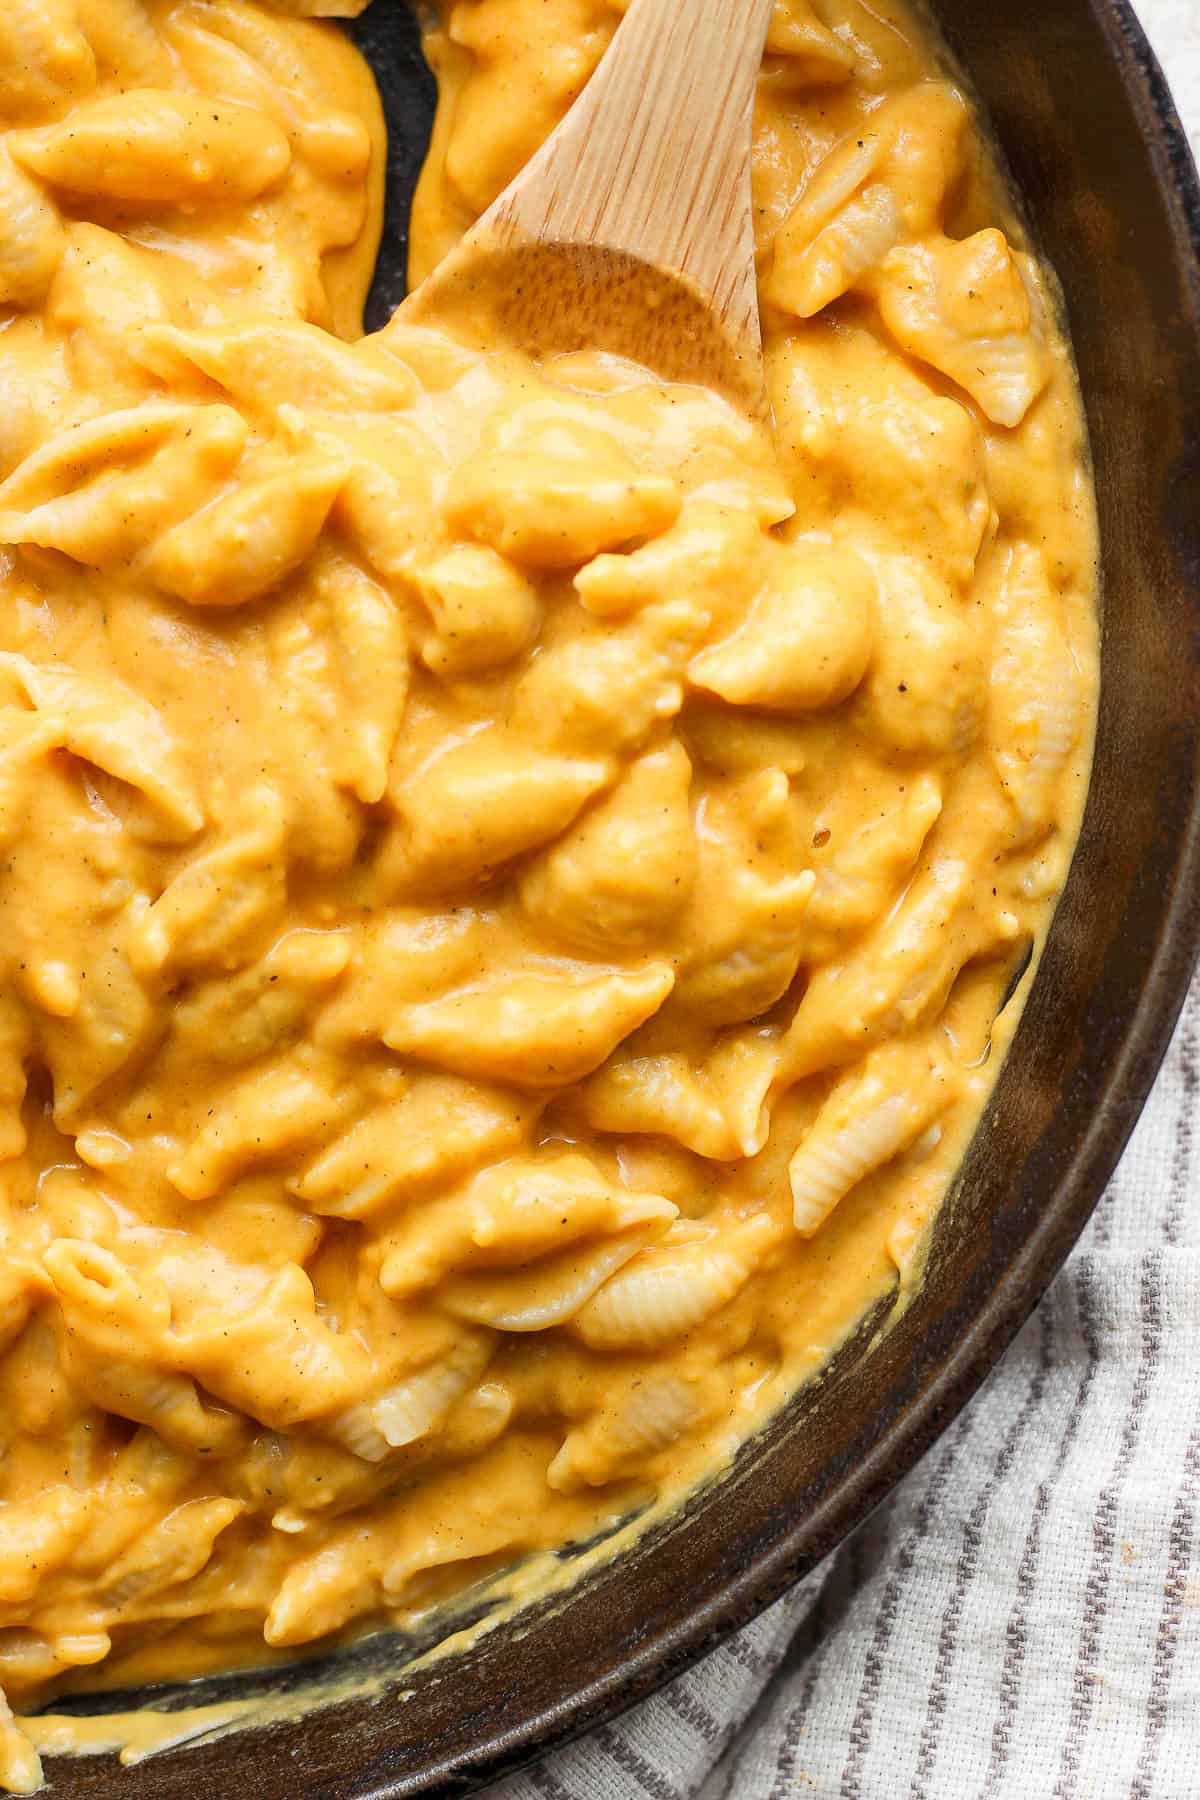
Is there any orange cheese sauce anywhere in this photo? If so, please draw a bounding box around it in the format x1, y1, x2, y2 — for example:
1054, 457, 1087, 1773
0, 0, 1096, 1786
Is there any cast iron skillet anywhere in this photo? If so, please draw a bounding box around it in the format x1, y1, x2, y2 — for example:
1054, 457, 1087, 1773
40, 2, 1200, 1794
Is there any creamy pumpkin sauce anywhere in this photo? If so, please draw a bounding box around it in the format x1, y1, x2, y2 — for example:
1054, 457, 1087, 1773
0, 0, 1097, 1786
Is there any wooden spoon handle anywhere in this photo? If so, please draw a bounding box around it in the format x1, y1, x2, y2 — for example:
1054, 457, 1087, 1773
488, 0, 773, 348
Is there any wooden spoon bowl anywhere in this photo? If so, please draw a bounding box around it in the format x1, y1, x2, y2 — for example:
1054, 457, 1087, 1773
391, 0, 775, 414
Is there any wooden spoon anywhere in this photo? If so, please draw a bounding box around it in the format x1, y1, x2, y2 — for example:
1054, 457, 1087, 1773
397, 0, 775, 414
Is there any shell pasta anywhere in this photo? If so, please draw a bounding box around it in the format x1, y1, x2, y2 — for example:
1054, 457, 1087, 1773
0, 0, 1096, 1786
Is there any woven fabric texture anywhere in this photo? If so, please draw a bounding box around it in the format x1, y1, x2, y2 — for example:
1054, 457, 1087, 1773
487, 7, 1200, 1795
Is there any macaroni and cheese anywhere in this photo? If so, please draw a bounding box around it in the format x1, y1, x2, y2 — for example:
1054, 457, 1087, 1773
0, 0, 1097, 1786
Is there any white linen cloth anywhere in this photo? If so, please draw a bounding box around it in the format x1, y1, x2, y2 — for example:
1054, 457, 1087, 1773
489, 7, 1200, 1795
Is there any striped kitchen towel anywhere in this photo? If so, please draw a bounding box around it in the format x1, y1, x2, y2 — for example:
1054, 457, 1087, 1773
489, 8, 1200, 1795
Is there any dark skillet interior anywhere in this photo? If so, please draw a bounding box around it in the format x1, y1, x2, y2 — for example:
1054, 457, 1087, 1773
40, 2, 1200, 1795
